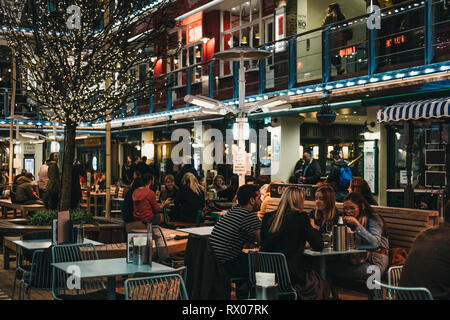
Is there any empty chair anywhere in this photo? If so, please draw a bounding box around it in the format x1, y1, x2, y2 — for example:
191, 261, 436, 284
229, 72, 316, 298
248, 251, 297, 300
51, 243, 107, 300
373, 280, 433, 300
125, 273, 188, 300
152, 225, 184, 268
18, 249, 52, 300
12, 230, 52, 299
387, 266, 404, 300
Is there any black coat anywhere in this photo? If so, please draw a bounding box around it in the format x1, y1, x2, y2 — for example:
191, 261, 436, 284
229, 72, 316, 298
301, 159, 322, 185
261, 210, 323, 285
175, 185, 205, 223
175, 164, 198, 188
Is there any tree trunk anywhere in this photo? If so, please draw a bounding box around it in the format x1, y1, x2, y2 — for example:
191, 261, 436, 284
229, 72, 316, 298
59, 122, 76, 211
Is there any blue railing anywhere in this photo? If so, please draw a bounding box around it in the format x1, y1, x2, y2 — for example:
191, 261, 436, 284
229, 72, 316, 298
157, 0, 450, 113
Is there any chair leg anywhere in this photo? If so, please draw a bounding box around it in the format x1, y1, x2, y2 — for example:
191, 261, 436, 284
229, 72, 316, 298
12, 270, 18, 299
330, 286, 340, 300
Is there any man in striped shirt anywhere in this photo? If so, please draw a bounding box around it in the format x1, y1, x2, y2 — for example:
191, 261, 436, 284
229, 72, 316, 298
210, 184, 262, 299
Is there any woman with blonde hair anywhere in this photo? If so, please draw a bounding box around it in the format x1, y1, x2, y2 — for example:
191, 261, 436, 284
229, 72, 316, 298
175, 172, 205, 223
261, 186, 328, 300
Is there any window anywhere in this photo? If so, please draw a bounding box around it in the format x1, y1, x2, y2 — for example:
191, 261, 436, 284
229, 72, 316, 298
220, 0, 271, 77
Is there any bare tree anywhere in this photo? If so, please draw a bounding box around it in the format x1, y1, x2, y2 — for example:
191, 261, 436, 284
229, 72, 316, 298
0, 0, 180, 210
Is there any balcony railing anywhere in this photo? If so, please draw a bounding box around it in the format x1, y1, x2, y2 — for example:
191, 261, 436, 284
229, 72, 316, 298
151, 0, 450, 113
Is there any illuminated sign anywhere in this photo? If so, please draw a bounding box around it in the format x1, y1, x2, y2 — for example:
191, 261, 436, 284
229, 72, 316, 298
182, 12, 203, 44
339, 46, 356, 58
386, 35, 406, 48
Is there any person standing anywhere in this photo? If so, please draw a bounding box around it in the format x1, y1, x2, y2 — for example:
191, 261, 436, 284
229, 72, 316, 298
298, 150, 322, 185
122, 156, 134, 186
38, 159, 50, 207
322, 3, 348, 75
327, 150, 352, 202
46, 152, 60, 210
209, 184, 262, 299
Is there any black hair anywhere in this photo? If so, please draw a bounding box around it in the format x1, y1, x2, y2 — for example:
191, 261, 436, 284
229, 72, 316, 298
331, 150, 341, 160
304, 149, 312, 156
237, 184, 260, 206
142, 156, 147, 162
131, 177, 143, 191
245, 176, 256, 183
50, 152, 58, 161
142, 173, 154, 185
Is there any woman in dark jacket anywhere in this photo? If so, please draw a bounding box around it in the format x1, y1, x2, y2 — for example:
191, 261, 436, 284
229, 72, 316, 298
175, 173, 205, 223
261, 186, 329, 300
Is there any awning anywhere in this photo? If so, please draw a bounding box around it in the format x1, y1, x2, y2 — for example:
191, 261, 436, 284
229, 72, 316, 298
377, 97, 450, 123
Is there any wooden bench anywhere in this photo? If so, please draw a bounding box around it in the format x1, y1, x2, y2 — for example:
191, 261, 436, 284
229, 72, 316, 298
0, 199, 45, 218
262, 199, 439, 250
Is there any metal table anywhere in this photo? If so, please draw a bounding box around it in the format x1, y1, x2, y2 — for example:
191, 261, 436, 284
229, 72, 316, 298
304, 247, 370, 279
177, 226, 214, 237
51, 258, 177, 300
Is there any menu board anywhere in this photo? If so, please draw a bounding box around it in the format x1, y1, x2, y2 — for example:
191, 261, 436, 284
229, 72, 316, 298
363, 141, 376, 193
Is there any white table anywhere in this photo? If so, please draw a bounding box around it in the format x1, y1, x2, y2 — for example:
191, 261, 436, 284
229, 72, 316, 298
304, 247, 370, 279
51, 258, 177, 300
177, 226, 214, 237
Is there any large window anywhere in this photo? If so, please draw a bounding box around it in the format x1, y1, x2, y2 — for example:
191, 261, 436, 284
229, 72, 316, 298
221, 0, 268, 76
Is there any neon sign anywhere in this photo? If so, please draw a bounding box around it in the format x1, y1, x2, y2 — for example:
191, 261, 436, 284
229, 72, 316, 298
339, 46, 356, 58
386, 35, 406, 48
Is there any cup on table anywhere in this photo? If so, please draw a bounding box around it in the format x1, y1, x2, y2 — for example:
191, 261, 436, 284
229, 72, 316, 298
95, 185, 100, 193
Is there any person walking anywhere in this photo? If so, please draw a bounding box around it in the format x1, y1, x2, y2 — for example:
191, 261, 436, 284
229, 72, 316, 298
70, 160, 82, 209
297, 149, 322, 185
326, 150, 352, 202
46, 152, 60, 210
122, 156, 134, 186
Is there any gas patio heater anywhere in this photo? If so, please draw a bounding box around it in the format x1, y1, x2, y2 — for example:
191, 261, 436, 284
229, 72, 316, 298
185, 47, 291, 187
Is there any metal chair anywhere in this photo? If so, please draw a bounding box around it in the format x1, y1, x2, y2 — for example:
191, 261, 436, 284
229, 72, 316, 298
51, 243, 107, 300
373, 280, 433, 300
12, 230, 52, 299
124, 273, 189, 300
388, 266, 403, 287
152, 225, 184, 268
248, 251, 298, 300
18, 249, 52, 300
387, 266, 403, 300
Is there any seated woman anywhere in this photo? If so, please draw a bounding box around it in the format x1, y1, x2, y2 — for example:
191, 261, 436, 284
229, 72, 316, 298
175, 172, 205, 223
208, 175, 226, 192
261, 186, 329, 300
328, 192, 389, 281
131, 173, 171, 230
349, 178, 378, 206
158, 174, 178, 220
310, 185, 340, 235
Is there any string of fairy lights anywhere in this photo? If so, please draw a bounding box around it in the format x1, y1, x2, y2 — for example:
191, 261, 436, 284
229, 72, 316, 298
0, 0, 180, 126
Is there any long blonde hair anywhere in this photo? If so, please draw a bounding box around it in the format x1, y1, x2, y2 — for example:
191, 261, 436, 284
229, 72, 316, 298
182, 172, 203, 195
269, 187, 304, 233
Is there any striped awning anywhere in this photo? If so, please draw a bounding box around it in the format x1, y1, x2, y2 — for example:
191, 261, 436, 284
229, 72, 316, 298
377, 97, 450, 123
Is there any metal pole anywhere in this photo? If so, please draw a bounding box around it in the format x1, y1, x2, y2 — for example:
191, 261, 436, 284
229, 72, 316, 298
9, 49, 16, 185
404, 121, 414, 208
105, 110, 111, 219
238, 54, 246, 187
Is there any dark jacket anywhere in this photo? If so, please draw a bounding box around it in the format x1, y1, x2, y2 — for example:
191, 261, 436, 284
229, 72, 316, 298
122, 163, 134, 185
399, 222, 450, 300
46, 161, 60, 196
122, 189, 135, 223
261, 210, 323, 285
301, 159, 322, 185
135, 161, 150, 176
159, 187, 178, 202
327, 159, 349, 192
175, 185, 205, 223
15, 176, 39, 203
